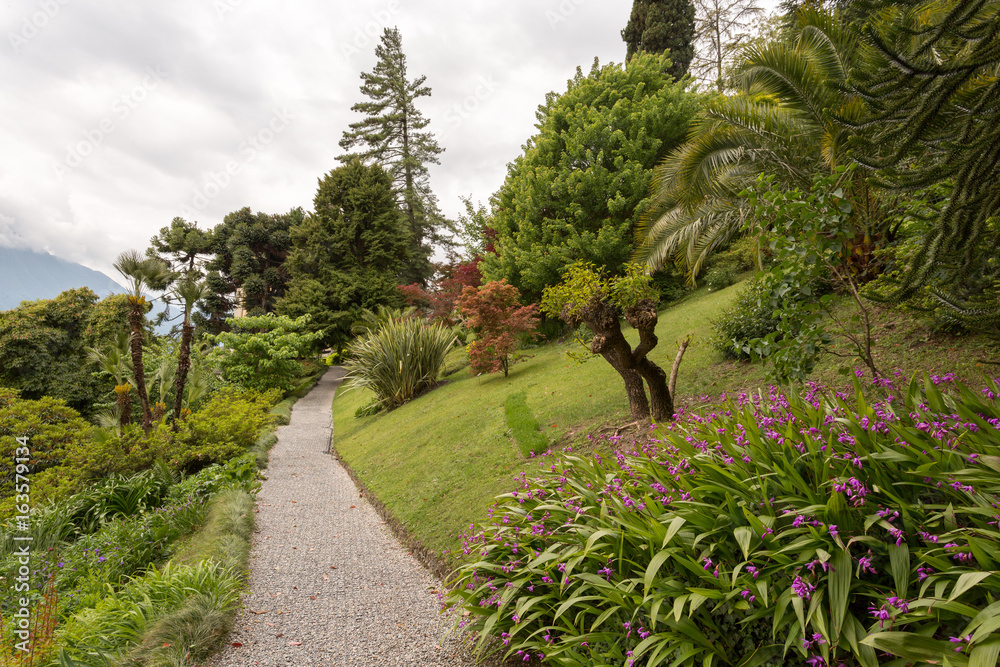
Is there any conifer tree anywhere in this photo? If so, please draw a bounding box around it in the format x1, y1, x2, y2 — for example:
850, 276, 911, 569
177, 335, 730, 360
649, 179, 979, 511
622, 0, 697, 80
848, 0, 1000, 325
339, 27, 445, 286
278, 161, 409, 347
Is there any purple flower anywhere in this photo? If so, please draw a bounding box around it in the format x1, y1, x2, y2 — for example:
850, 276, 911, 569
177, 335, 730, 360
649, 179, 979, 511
827, 524, 838, 538
791, 576, 815, 600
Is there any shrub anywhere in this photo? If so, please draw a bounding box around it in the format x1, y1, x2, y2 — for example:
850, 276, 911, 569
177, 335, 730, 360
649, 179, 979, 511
163, 389, 276, 473
343, 317, 456, 410
701, 259, 742, 291
0, 389, 93, 501
709, 277, 782, 360
208, 314, 321, 393
447, 373, 1000, 667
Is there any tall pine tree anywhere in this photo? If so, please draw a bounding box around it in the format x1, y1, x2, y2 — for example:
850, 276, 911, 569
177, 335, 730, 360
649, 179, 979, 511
339, 27, 445, 286
622, 0, 697, 80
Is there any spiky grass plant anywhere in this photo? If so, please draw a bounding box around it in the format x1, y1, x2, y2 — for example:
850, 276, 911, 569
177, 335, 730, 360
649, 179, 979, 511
343, 317, 457, 410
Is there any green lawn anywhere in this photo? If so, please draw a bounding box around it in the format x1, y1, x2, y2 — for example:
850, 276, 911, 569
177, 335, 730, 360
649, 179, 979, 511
331, 279, 998, 567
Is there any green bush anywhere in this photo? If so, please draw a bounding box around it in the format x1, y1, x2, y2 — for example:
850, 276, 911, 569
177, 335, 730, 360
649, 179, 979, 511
701, 259, 742, 291
208, 314, 321, 393
343, 317, 456, 410
709, 277, 782, 360
0, 389, 93, 501
447, 374, 1000, 667
162, 389, 276, 473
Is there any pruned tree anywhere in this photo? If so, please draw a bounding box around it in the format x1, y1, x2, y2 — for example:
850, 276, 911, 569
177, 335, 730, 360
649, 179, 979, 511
339, 27, 446, 285
623, 0, 697, 80
542, 264, 685, 422
689, 0, 765, 91
170, 275, 210, 424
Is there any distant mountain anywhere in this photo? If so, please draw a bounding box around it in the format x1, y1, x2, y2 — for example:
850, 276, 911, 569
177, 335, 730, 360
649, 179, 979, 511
0, 247, 124, 311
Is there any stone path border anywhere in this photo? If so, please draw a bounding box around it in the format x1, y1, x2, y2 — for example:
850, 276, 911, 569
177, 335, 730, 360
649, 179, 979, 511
210, 367, 472, 666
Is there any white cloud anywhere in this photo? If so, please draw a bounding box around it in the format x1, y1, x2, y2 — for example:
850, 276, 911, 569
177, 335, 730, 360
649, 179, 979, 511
1, 0, 638, 276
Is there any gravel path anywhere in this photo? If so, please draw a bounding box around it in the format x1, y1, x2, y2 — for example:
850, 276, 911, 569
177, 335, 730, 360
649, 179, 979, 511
211, 368, 473, 666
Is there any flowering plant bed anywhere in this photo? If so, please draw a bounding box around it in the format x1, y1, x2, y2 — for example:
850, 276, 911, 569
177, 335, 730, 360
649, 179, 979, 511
446, 372, 1000, 666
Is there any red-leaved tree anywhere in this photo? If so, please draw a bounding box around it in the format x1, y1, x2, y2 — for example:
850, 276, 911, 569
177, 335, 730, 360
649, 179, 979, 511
399, 256, 482, 325
457, 280, 538, 377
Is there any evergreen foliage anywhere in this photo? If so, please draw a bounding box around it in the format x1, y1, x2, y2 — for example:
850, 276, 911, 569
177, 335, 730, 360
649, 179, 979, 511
0, 288, 133, 416
197, 207, 299, 334
146, 218, 214, 276
278, 161, 409, 347
847, 0, 1000, 328
481, 54, 701, 303
622, 0, 697, 80
339, 27, 446, 286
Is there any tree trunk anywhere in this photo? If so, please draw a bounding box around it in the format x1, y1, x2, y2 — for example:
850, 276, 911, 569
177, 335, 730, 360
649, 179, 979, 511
637, 358, 672, 421
172, 320, 193, 424
583, 300, 651, 421
127, 300, 153, 432
115, 385, 132, 427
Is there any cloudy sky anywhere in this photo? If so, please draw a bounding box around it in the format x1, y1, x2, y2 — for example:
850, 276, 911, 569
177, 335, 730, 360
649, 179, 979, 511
1, 1, 773, 280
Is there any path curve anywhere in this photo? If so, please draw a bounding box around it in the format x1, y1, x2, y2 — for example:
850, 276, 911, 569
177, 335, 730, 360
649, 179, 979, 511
211, 367, 472, 666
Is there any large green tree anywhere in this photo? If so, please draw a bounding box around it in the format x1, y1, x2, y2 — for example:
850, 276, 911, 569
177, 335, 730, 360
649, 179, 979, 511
147, 217, 214, 276
339, 27, 446, 286
622, 0, 697, 80
480, 53, 702, 303
198, 207, 299, 333
0, 289, 136, 417
278, 161, 409, 347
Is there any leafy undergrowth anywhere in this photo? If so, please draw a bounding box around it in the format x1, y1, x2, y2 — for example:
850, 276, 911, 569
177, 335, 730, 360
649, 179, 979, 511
332, 280, 999, 572
447, 374, 1000, 666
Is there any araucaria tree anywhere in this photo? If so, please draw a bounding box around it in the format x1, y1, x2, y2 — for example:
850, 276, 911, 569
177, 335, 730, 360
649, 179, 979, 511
542, 264, 683, 421
622, 0, 697, 79
339, 27, 445, 286
278, 161, 409, 347
481, 53, 701, 303
199, 207, 299, 332
457, 280, 538, 378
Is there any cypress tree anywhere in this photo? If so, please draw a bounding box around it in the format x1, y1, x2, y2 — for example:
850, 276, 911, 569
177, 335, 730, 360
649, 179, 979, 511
339, 27, 445, 286
622, 0, 696, 79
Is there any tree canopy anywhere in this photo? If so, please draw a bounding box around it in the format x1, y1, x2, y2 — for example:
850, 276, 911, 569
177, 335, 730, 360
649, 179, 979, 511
480, 53, 702, 303
278, 161, 409, 347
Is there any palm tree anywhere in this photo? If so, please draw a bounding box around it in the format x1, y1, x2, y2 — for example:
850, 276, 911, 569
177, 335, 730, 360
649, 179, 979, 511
171, 275, 210, 423
87, 332, 135, 429
636, 6, 864, 280
114, 250, 172, 432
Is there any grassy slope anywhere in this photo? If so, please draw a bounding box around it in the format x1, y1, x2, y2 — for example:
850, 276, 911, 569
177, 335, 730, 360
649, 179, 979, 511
332, 284, 742, 561
332, 279, 998, 564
